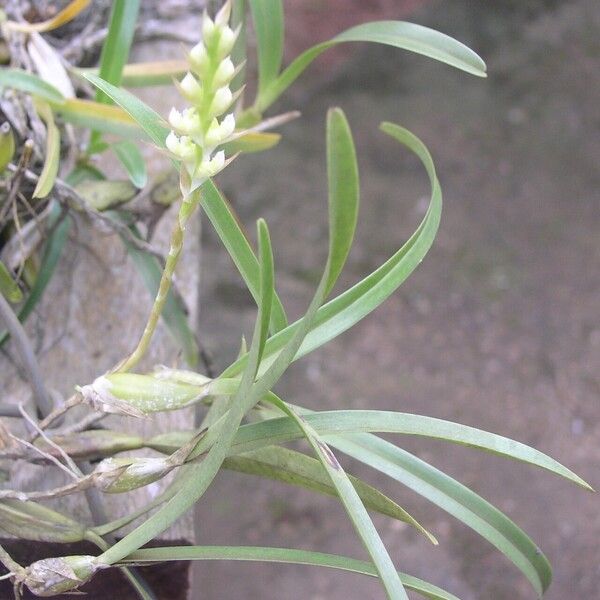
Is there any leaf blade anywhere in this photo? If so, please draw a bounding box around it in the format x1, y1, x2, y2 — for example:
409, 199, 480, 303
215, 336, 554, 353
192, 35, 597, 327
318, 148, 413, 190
121, 545, 460, 600
257, 21, 486, 111
112, 141, 148, 188
32, 102, 60, 199
248, 0, 284, 98
266, 397, 408, 599
222, 445, 436, 543
0, 69, 65, 104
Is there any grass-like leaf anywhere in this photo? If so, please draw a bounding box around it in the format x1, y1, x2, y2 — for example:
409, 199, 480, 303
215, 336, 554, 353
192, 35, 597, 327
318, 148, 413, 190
267, 396, 408, 599
325, 106, 360, 295
202, 180, 288, 333
82, 73, 170, 146
327, 434, 552, 596
120, 545, 460, 600
255, 21, 487, 112
228, 409, 589, 490
76, 61, 189, 88
222, 131, 281, 154
222, 123, 441, 378
95, 0, 140, 101
96, 218, 277, 565
32, 102, 60, 199
0, 69, 65, 104
52, 98, 143, 139
112, 141, 148, 188
90, 0, 140, 149
223, 445, 436, 543
6, 0, 90, 33
248, 0, 284, 98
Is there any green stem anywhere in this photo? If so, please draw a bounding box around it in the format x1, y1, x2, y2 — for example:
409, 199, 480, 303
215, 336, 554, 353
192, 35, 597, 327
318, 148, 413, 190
117, 191, 199, 373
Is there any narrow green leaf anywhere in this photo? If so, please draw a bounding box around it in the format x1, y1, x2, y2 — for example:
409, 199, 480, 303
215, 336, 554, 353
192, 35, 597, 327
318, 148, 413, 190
223, 446, 436, 543
230, 0, 248, 93
222, 131, 281, 154
112, 141, 148, 188
76, 61, 189, 88
120, 222, 199, 367
325, 107, 359, 295
82, 73, 170, 147
222, 123, 441, 379
32, 102, 60, 199
202, 180, 288, 333
121, 546, 460, 600
256, 21, 486, 111
248, 0, 284, 97
0, 261, 22, 303
328, 434, 552, 596
89, 0, 140, 149
51, 98, 144, 139
267, 396, 408, 599
95, 0, 141, 98
0, 68, 65, 104
231, 409, 589, 490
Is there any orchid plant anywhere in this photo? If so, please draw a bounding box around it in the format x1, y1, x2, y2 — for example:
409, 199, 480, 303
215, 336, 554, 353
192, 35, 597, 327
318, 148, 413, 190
0, 1, 591, 599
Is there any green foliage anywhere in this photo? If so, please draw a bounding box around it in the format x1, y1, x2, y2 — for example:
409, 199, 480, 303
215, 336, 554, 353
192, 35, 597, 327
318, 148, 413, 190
0, 2, 590, 600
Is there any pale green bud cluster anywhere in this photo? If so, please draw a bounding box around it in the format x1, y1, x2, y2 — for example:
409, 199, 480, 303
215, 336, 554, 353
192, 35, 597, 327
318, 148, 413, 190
94, 456, 173, 494
23, 555, 102, 596
166, 1, 239, 190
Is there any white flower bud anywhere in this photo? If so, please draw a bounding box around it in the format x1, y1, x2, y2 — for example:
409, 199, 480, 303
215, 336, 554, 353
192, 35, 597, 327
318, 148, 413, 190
169, 108, 200, 135
202, 13, 216, 46
215, 0, 232, 27
24, 555, 102, 596
216, 25, 238, 59
209, 85, 233, 117
204, 114, 235, 147
189, 41, 210, 76
195, 150, 225, 179
219, 113, 236, 138
213, 57, 235, 88
94, 457, 173, 493
168, 107, 185, 130
180, 72, 203, 103
166, 131, 181, 154
165, 132, 197, 163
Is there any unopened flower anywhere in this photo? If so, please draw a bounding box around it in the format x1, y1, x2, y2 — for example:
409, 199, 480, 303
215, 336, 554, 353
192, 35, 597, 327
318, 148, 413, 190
23, 555, 103, 596
94, 456, 173, 494
78, 373, 206, 417
166, 0, 239, 192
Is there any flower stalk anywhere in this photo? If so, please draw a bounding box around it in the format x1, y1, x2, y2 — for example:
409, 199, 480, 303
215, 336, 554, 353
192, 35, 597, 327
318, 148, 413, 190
117, 1, 239, 373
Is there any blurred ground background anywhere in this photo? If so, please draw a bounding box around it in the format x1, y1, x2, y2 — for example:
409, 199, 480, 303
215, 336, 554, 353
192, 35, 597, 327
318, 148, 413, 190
1, 1, 599, 599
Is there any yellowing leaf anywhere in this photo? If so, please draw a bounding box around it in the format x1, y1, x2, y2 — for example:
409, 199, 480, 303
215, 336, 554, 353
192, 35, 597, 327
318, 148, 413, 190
7, 0, 90, 33
223, 131, 281, 154
33, 101, 60, 199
